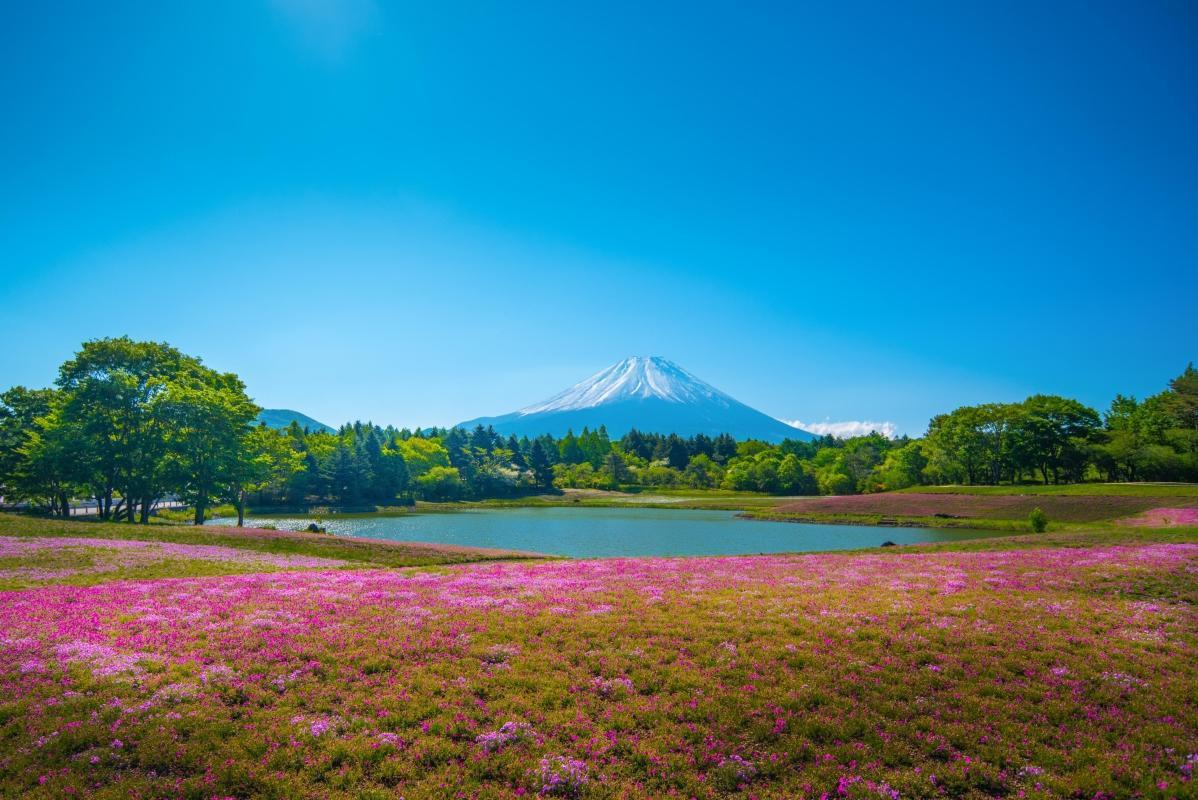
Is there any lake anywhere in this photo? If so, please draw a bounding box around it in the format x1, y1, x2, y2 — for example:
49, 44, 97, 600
208, 507, 999, 558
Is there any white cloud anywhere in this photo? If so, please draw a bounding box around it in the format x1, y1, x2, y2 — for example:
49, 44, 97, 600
785, 419, 898, 439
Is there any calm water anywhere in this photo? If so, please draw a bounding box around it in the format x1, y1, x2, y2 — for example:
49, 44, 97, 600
208, 507, 998, 558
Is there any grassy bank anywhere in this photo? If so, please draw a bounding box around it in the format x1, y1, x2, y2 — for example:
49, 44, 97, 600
232, 483, 1198, 523
740, 509, 1044, 532
0, 513, 542, 589
750, 483, 1198, 531
900, 482, 1198, 497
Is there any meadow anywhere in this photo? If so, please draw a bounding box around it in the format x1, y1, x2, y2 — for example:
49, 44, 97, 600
1, 511, 1197, 798
750, 484, 1198, 531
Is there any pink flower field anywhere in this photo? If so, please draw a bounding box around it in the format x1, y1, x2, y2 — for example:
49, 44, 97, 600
1119, 508, 1198, 528
2, 541, 1197, 798
0, 536, 348, 584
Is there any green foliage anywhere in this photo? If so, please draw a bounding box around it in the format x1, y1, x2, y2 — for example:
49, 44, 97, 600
2, 345, 1195, 513
1028, 506, 1048, 532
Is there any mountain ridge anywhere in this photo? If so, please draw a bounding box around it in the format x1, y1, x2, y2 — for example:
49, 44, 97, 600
257, 408, 335, 434
460, 356, 811, 442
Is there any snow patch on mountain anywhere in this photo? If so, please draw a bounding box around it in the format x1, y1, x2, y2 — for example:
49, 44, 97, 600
458, 356, 814, 441
518, 356, 734, 415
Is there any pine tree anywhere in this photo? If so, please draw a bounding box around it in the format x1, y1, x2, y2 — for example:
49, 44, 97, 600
529, 441, 553, 489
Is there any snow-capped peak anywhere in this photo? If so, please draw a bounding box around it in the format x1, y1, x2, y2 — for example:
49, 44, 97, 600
517, 356, 734, 415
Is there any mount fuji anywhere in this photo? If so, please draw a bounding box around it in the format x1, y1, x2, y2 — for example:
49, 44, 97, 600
459, 356, 813, 442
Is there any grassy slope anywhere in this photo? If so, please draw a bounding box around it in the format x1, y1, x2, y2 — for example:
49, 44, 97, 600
0, 513, 542, 571
748, 483, 1198, 530
901, 482, 1198, 497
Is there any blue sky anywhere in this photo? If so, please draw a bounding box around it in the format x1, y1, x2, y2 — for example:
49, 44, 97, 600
2, 1, 1195, 435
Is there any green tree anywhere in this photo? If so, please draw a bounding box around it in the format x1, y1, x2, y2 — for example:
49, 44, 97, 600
159, 373, 259, 525
602, 450, 630, 487
559, 430, 585, 465
776, 453, 816, 495
55, 337, 198, 521
228, 426, 303, 526
1019, 395, 1100, 484
415, 465, 464, 501
0, 387, 58, 507
682, 453, 720, 489
529, 441, 554, 489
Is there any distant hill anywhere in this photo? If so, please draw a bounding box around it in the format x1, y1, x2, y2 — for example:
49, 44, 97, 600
459, 356, 813, 442
256, 409, 335, 434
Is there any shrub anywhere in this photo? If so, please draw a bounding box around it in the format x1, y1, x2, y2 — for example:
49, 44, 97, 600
1029, 507, 1048, 532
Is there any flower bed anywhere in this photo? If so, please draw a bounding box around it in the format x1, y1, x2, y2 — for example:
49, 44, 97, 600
0, 536, 347, 586
1, 545, 1196, 797
772, 492, 1198, 522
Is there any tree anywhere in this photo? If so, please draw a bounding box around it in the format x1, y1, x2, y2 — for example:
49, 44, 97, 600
666, 436, 690, 470
160, 373, 259, 525
507, 435, 527, 469
228, 426, 303, 526
602, 451, 631, 487
682, 453, 719, 489
1100, 395, 1174, 481
1019, 395, 1100, 484
396, 436, 451, 478
529, 441, 554, 489
712, 433, 738, 464
20, 404, 86, 517
776, 453, 816, 495
372, 446, 411, 502
415, 465, 463, 501
322, 443, 367, 506
55, 338, 198, 522
559, 430, 584, 465
869, 440, 927, 492
0, 387, 58, 506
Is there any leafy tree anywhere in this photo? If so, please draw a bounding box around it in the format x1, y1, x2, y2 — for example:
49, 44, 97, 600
868, 440, 927, 492
0, 387, 59, 507
228, 426, 303, 526
776, 453, 816, 495
682, 453, 720, 489
1019, 395, 1100, 484
159, 373, 259, 525
415, 465, 464, 501
55, 338, 200, 521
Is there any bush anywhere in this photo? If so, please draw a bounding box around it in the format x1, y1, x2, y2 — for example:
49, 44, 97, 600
1028, 507, 1048, 532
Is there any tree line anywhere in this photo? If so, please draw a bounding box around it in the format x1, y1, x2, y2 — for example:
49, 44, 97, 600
1, 339, 1195, 523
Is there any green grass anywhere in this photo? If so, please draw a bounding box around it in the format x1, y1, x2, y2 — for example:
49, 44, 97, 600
901, 525, 1198, 553
0, 554, 303, 591
901, 482, 1198, 497
741, 510, 1046, 531
0, 513, 541, 570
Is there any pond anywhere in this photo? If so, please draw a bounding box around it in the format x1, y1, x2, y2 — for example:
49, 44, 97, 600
208, 507, 1000, 558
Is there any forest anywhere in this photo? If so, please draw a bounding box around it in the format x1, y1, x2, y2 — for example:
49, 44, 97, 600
1, 338, 1195, 523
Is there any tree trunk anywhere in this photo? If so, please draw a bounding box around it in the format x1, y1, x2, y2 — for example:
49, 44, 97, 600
236, 490, 246, 528
140, 497, 152, 524
59, 493, 70, 518
194, 501, 205, 526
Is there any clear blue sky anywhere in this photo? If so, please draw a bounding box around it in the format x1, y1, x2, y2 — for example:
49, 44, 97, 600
2, 1, 1195, 435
